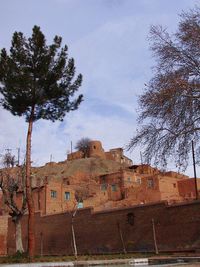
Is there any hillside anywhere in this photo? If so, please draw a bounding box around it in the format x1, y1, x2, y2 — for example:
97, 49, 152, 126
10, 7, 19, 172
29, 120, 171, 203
32, 157, 123, 185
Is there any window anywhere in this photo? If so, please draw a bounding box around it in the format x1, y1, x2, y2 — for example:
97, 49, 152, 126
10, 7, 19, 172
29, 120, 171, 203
147, 179, 154, 188
127, 177, 131, 183
135, 177, 141, 184
101, 184, 107, 191
173, 183, 176, 188
51, 190, 57, 198
111, 184, 117, 192
64, 192, 70, 200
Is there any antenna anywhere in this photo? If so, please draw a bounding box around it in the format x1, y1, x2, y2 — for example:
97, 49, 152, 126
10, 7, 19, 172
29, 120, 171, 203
17, 147, 20, 165
71, 141, 73, 154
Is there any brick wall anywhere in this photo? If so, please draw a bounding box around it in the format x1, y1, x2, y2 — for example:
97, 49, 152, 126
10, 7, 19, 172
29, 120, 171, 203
178, 178, 200, 200
0, 216, 8, 255
7, 201, 200, 255
158, 175, 182, 202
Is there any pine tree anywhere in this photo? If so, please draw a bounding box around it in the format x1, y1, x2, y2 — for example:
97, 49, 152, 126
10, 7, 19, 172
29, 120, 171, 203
0, 25, 83, 258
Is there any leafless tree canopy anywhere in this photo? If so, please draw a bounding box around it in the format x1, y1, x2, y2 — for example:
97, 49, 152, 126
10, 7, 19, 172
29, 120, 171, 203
0, 166, 26, 221
1, 152, 16, 168
128, 7, 200, 171
75, 137, 91, 158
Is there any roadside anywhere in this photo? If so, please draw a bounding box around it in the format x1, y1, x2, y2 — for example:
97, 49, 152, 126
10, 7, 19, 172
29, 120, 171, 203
1, 255, 200, 267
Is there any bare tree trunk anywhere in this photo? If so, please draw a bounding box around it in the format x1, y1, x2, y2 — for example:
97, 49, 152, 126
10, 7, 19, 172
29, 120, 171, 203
152, 218, 159, 254
71, 218, 77, 259
117, 222, 127, 254
26, 107, 35, 259
15, 218, 24, 253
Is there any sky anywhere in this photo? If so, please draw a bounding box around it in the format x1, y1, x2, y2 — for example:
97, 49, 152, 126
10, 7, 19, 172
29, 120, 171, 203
0, 0, 199, 176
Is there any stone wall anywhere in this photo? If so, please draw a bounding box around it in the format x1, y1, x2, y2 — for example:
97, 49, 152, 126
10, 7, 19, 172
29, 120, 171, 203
7, 201, 200, 255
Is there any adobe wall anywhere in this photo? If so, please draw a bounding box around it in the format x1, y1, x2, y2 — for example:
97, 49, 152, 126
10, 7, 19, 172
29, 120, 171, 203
0, 216, 8, 256
158, 175, 183, 202
45, 181, 76, 214
7, 201, 200, 255
178, 178, 200, 199
105, 149, 132, 166
67, 151, 84, 161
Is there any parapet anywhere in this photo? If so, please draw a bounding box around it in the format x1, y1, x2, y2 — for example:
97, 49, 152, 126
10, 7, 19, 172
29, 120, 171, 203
67, 150, 84, 161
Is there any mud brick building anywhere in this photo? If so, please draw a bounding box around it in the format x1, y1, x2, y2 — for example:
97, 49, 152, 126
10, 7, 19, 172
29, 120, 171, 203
0, 141, 200, 215
98, 166, 199, 209
0, 140, 199, 215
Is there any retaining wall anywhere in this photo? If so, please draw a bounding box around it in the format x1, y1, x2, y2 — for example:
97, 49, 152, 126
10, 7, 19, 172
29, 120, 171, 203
7, 201, 200, 255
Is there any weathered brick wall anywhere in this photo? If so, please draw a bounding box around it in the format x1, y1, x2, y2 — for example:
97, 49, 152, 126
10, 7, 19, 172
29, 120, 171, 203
158, 175, 182, 202
0, 216, 8, 255
7, 201, 200, 256
178, 178, 200, 199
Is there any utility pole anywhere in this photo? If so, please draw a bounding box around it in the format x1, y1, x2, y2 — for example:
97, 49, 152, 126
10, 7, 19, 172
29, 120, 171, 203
140, 151, 143, 165
140, 151, 144, 173
17, 147, 20, 165
192, 140, 198, 200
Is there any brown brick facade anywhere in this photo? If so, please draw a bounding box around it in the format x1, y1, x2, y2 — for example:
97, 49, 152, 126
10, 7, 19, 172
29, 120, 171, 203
0, 216, 8, 256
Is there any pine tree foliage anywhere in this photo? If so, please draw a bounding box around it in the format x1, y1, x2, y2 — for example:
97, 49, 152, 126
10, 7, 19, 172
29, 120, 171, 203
0, 25, 83, 122
128, 7, 200, 171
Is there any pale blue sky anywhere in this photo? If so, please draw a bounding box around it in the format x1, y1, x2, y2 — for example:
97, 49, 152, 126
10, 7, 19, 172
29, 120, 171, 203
0, 0, 199, 176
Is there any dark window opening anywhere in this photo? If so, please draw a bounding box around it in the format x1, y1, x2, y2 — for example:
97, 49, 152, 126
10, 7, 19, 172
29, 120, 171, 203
147, 178, 154, 188
127, 212, 134, 226
111, 184, 117, 192
65, 191, 70, 200
101, 184, 107, 191
51, 190, 57, 198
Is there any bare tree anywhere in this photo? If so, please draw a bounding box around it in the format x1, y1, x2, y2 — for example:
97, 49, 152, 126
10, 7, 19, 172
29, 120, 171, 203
2, 152, 16, 168
128, 7, 200, 171
75, 137, 91, 158
0, 165, 26, 253
75, 186, 89, 203
65, 200, 78, 259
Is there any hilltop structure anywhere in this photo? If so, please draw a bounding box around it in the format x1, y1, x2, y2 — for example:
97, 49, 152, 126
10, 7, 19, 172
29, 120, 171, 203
67, 140, 133, 166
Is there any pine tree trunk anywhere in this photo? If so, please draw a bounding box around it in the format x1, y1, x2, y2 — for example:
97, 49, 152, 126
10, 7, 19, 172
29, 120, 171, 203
26, 107, 35, 259
15, 218, 24, 253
